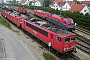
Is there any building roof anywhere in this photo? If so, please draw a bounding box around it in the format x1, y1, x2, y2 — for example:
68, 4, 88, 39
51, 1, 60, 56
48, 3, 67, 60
82, 1, 90, 4
70, 4, 86, 12
68, 1, 76, 7
81, 1, 90, 7
53, 0, 63, 2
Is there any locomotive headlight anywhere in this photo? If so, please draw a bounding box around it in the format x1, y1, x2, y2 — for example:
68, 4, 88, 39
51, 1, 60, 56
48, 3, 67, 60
20, 22, 22, 23
72, 46, 74, 48
64, 48, 68, 51
72, 45, 76, 49
73, 45, 76, 48
64, 48, 66, 51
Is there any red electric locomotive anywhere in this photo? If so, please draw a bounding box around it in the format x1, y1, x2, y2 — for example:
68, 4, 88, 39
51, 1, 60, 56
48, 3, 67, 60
6, 12, 25, 27
1, 8, 25, 27
34, 10, 75, 30
21, 18, 77, 53
1, 6, 7, 17
17, 7, 27, 14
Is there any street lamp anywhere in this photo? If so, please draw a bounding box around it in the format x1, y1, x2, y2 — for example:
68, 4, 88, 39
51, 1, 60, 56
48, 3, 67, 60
34, 0, 35, 10
44, 0, 45, 10
2, 0, 3, 6
60, 1, 62, 15
48, 42, 51, 58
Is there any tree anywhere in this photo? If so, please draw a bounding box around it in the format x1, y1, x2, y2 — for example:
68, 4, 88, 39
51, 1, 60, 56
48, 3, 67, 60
13, 0, 16, 5
43, 0, 52, 7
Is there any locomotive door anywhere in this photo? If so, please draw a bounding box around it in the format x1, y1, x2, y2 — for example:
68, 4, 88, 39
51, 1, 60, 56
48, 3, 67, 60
50, 34, 54, 46
23, 21, 25, 29
22, 21, 25, 29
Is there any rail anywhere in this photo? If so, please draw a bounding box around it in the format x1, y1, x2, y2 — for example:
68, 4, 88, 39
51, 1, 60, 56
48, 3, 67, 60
76, 42, 90, 55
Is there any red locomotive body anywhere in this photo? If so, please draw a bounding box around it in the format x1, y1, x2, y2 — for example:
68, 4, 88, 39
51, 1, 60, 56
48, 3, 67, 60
18, 7, 21, 12
21, 18, 77, 53
34, 10, 47, 19
17, 7, 27, 14
2, 10, 24, 27
34, 10, 75, 30
1, 10, 7, 17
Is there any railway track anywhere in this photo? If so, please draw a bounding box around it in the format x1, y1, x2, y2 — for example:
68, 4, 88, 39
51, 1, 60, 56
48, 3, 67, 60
76, 26, 90, 36
75, 33, 90, 46
76, 42, 90, 55
74, 31, 90, 55
70, 53, 81, 60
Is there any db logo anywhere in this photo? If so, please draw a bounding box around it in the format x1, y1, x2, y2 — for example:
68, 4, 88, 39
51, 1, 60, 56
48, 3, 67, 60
33, 30, 37, 35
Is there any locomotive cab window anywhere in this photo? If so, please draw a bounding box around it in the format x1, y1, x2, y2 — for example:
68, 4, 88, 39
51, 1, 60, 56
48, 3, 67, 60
57, 37, 61, 42
68, 20, 73, 25
65, 38, 70, 43
71, 37, 75, 42
65, 37, 75, 43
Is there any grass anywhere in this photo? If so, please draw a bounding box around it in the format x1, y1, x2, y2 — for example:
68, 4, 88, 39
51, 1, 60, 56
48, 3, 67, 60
12, 29, 19, 33
30, 14, 42, 20
0, 16, 11, 29
43, 53, 56, 60
39, 46, 44, 49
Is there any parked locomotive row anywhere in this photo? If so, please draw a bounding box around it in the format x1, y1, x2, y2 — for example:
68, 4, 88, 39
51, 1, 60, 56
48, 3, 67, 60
13, 6, 90, 55
17, 6, 90, 37
0, 10, 81, 60
14, 6, 90, 37
1, 5, 89, 60
1, 15, 80, 60
2, 5, 90, 58
17, 7, 75, 31
13, 7, 85, 59
1, 6, 77, 55
16, 6, 90, 56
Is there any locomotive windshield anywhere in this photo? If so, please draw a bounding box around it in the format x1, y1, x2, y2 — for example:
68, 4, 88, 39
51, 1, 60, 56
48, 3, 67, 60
68, 20, 74, 25
65, 37, 75, 43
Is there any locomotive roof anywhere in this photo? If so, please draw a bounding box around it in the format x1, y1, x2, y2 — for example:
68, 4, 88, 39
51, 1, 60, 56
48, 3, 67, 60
36, 10, 49, 13
52, 14, 72, 20
36, 10, 73, 20
9, 11, 27, 18
26, 18, 73, 36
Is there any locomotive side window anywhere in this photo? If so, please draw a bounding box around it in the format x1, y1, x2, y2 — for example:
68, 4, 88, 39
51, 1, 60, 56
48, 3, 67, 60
51, 34, 53, 39
26, 22, 48, 37
68, 20, 73, 25
57, 37, 61, 42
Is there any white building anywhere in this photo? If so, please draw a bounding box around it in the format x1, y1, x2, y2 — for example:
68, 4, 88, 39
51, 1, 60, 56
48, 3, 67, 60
62, 2, 71, 11
70, 4, 90, 15
32, 0, 42, 6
